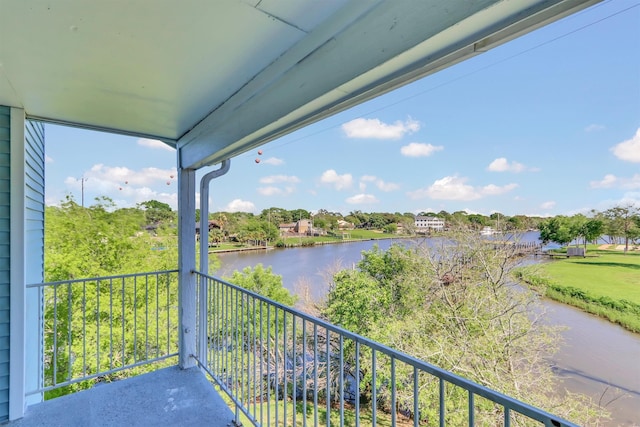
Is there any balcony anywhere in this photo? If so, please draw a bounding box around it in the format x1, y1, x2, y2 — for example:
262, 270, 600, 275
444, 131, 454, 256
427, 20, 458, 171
7, 270, 580, 426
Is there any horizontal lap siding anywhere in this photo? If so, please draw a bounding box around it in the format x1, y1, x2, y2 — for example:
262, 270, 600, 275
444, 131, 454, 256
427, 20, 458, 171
24, 120, 44, 407
0, 106, 10, 421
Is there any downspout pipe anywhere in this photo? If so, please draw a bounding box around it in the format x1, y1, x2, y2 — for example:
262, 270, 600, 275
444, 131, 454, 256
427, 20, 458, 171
197, 159, 230, 367
199, 159, 230, 275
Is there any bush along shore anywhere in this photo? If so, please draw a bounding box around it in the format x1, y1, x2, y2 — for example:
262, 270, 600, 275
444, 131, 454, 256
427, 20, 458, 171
514, 248, 640, 333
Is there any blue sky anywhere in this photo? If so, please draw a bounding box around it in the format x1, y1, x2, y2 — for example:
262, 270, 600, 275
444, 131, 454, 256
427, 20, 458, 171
45, 0, 640, 217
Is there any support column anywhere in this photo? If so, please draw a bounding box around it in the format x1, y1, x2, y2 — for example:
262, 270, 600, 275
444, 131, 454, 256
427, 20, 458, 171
177, 161, 196, 369
6, 108, 45, 421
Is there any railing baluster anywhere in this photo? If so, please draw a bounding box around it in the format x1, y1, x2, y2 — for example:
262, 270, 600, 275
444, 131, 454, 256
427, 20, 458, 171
275, 307, 279, 427
439, 378, 445, 427
82, 280, 87, 377
121, 277, 125, 369
155, 275, 159, 359
391, 356, 396, 427
355, 341, 360, 427
109, 278, 113, 370
326, 327, 330, 427
133, 276, 137, 364
313, 324, 318, 427
145, 275, 149, 361
53, 284, 58, 386
372, 349, 377, 427
292, 314, 297, 427
339, 334, 344, 427
67, 281, 72, 383
414, 366, 419, 427
302, 318, 307, 427
469, 390, 475, 427
283, 310, 288, 426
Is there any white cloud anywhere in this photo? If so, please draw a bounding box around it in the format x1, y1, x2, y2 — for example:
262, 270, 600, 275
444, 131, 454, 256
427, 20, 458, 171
257, 186, 295, 196
72, 164, 178, 187
487, 157, 532, 173
357, 175, 399, 192
346, 194, 379, 204
342, 117, 419, 140
225, 199, 256, 213
259, 175, 300, 184
320, 169, 353, 190
376, 179, 400, 192
63, 164, 179, 208
590, 173, 640, 190
407, 175, 518, 201
611, 128, 640, 163
45, 154, 54, 164
400, 143, 443, 157
137, 138, 175, 152
262, 157, 284, 166
481, 183, 518, 196
540, 201, 556, 210
585, 124, 605, 132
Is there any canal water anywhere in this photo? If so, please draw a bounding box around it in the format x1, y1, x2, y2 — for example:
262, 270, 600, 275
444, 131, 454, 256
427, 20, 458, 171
212, 236, 640, 426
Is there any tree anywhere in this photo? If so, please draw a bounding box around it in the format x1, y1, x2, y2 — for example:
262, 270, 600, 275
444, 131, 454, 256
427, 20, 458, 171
138, 200, 174, 224
323, 233, 604, 425
603, 204, 640, 253
223, 264, 296, 306
538, 216, 576, 246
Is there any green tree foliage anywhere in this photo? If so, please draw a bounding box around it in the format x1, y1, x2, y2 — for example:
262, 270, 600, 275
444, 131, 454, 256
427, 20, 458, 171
323, 233, 604, 425
603, 204, 640, 253
223, 264, 296, 306
538, 216, 576, 246
44, 198, 182, 398
138, 199, 175, 225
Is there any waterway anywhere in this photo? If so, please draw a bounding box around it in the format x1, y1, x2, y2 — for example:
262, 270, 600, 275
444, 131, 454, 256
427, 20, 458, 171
212, 236, 640, 426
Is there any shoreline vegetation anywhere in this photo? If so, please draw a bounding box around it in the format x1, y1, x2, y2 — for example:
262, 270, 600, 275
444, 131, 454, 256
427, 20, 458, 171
514, 246, 640, 334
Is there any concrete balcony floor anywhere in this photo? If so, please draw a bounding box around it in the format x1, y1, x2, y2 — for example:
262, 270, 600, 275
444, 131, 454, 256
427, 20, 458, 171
8, 366, 235, 427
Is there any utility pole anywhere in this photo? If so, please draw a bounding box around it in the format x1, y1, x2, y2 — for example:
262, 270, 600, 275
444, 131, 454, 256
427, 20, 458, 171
79, 176, 88, 207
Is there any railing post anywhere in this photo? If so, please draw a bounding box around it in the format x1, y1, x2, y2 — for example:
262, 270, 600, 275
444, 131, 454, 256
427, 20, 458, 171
178, 165, 196, 369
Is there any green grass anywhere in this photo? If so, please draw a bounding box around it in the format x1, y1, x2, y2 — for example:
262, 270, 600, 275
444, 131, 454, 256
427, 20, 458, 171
543, 248, 640, 304
514, 247, 640, 333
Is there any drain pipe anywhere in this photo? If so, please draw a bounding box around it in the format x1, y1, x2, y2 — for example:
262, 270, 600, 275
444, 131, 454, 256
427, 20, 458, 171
197, 159, 230, 367
199, 159, 230, 275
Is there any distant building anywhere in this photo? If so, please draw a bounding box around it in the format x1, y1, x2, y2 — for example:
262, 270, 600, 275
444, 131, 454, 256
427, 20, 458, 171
279, 223, 296, 234
337, 219, 355, 230
415, 215, 445, 231
294, 219, 312, 234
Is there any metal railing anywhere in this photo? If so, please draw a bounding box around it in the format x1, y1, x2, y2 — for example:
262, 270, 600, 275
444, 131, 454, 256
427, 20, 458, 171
194, 271, 578, 427
27, 270, 179, 396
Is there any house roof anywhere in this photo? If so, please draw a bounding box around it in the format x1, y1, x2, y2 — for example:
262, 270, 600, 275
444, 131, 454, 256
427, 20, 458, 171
0, 0, 599, 169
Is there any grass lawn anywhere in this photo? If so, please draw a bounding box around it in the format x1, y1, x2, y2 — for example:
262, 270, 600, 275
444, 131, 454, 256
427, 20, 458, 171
541, 248, 640, 305
515, 246, 640, 332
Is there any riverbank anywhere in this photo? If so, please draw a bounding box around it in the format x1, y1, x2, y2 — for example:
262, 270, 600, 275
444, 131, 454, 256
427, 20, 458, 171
209, 233, 410, 253
514, 247, 640, 333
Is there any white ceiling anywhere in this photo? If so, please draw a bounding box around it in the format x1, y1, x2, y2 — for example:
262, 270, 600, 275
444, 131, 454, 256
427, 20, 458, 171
0, 0, 600, 169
